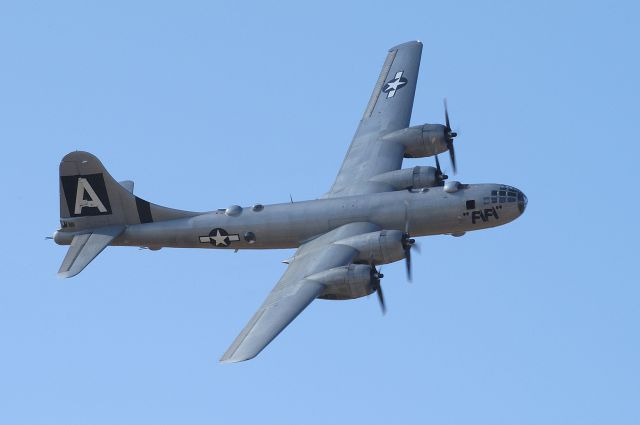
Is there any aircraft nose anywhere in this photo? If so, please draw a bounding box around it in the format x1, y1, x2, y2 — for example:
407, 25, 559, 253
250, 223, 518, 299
517, 189, 528, 214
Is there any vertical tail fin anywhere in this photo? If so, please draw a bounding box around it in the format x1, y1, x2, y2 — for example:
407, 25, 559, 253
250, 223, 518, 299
58, 151, 198, 231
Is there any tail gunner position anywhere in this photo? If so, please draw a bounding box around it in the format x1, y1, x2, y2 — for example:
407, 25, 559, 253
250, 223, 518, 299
53, 41, 527, 362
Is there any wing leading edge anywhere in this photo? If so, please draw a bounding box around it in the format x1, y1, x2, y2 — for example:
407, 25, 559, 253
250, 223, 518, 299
326, 41, 423, 198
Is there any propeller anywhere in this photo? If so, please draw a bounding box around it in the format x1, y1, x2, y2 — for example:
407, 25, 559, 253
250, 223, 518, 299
369, 263, 386, 314
434, 154, 448, 184
402, 201, 420, 282
443, 98, 458, 173
401, 233, 417, 282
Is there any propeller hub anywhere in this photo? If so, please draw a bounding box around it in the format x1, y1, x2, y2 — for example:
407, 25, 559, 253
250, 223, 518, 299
401, 233, 415, 249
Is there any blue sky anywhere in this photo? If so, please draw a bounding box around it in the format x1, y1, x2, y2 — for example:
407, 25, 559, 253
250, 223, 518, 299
1, 1, 639, 424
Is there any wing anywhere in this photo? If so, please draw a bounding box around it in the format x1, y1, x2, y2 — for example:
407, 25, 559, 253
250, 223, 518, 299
220, 222, 380, 363
326, 41, 423, 198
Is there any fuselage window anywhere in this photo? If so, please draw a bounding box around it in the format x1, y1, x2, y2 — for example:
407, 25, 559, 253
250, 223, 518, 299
466, 200, 476, 210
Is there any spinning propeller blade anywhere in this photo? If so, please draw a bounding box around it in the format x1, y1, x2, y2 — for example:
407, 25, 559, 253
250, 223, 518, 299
443, 98, 458, 174
369, 263, 386, 314
402, 201, 419, 282
434, 154, 448, 183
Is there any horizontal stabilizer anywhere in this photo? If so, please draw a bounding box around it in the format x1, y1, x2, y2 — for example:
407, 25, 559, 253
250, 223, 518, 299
58, 225, 125, 278
119, 180, 134, 193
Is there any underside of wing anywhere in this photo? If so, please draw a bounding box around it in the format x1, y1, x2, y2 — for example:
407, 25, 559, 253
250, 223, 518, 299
220, 222, 381, 363
326, 41, 423, 198
219, 278, 326, 363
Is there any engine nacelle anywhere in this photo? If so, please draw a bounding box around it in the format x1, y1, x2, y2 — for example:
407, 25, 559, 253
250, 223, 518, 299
369, 166, 440, 190
311, 264, 376, 300
382, 123, 449, 158
334, 230, 406, 265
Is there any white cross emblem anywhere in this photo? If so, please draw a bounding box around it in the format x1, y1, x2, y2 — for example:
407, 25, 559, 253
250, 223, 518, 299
199, 228, 240, 247
382, 71, 408, 98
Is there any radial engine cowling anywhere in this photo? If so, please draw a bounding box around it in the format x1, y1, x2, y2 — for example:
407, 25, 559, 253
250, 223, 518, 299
370, 166, 440, 190
312, 264, 376, 300
334, 230, 406, 265
382, 123, 449, 158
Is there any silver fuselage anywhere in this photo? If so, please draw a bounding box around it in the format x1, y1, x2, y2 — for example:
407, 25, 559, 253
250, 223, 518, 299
55, 183, 526, 250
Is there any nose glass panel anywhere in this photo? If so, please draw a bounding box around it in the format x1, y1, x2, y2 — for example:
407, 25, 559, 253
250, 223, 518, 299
482, 186, 520, 206
517, 191, 528, 213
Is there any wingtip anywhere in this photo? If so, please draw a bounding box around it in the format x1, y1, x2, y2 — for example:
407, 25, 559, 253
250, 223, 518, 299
57, 270, 76, 278
389, 40, 423, 52
219, 354, 252, 364
219, 346, 260, 364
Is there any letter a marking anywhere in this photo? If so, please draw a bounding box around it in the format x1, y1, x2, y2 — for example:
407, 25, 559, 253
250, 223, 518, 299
74, 177, 107, 214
